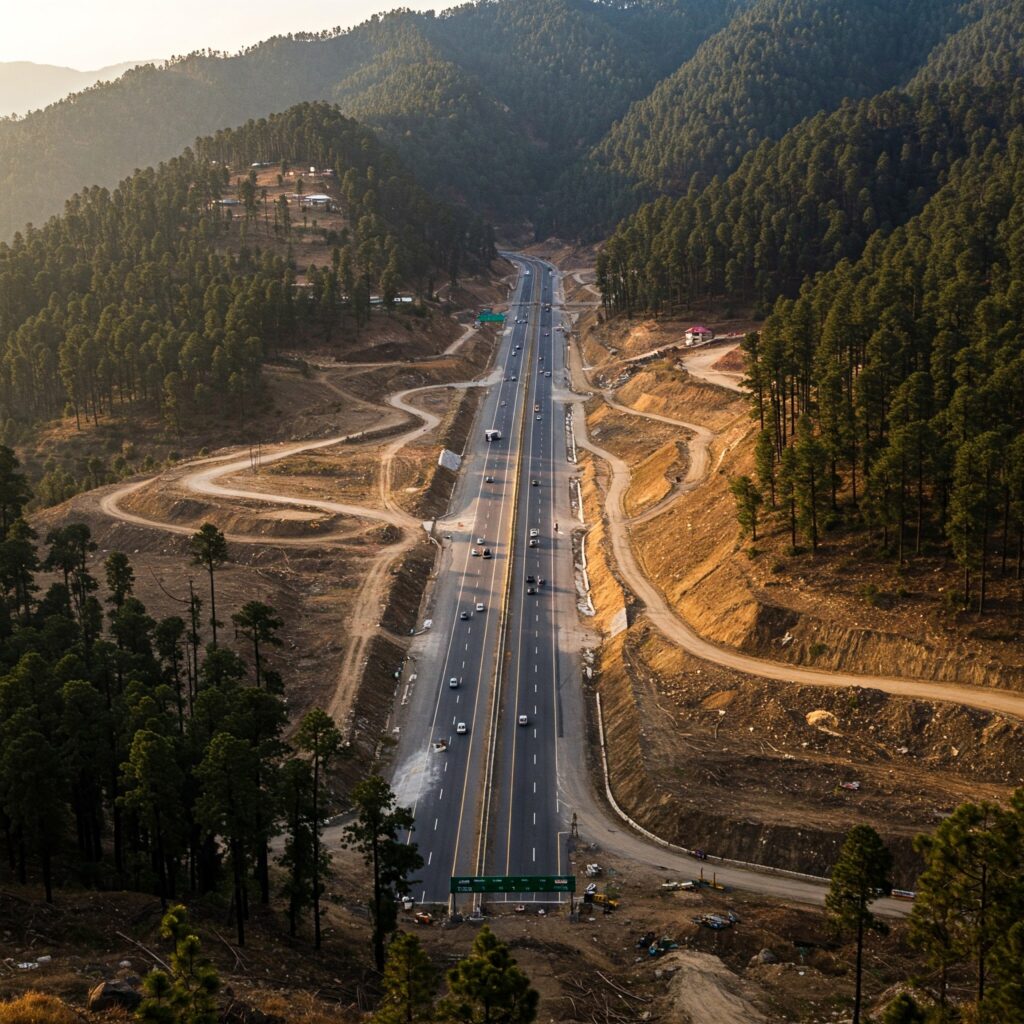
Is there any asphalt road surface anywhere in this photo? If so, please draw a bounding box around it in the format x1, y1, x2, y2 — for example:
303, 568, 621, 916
391, 256, 565, 906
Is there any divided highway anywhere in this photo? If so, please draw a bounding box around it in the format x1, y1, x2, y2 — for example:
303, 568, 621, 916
392, 256, 572, 905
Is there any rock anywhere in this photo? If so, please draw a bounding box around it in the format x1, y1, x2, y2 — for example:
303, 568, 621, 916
88, 979, 142, 1012
756, 948, 778, 965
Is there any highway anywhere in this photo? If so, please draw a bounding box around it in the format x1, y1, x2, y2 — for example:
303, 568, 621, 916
483, 261, 576, 901
392, 256, 567, 905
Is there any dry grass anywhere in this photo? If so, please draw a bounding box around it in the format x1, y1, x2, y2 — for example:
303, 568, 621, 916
0, 993, 80, 1024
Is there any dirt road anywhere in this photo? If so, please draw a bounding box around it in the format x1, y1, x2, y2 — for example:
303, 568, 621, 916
599, 390, 715, 525
568, 341, 1024, 721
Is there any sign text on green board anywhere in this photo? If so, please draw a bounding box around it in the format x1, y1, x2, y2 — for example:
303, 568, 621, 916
450, 875, 576, 894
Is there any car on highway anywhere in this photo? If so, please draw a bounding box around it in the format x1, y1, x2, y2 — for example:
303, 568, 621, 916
536, 414, 542, 421
526, 574, 536, 583
477, 536, 485, 544
531, 478, 539, 486
534, 403, 540, 412
449, 677, 459, 688
544, 331, 550, 337
500, 400, 506, 406
476, 602, 485, 612
530, 528, 539, 537
518, 714, 529, 726
545, 371, 551, 377
460, 610, 470, 620
486, 474, 495, 482
526, 585, 537, 594
511, 375, 518, 381
470, 548, 480, 557
456, 722, 468, 734
529, 538, 538, 547
482, 548, 492, 559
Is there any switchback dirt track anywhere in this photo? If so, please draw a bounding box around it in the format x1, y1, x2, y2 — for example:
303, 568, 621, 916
566, 324, 1024, 722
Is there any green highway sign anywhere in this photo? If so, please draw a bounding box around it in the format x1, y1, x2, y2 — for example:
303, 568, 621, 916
477, 312, 506, 323
450, 875, 576, 894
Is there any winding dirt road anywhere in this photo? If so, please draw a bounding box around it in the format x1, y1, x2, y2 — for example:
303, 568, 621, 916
599, 390, 716, 526
99, 365, 499, 719
568, 337, 1024, 720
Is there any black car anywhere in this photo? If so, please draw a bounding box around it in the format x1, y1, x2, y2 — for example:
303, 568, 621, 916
526, 574, 536, 583
526, 586, 537, 595
531, 478, 539, 486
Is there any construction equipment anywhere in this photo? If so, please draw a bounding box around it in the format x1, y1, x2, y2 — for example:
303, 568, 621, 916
414, 911, 434, 926
591, 893, 619, 910
585, 863, 602, 878
661, 880, 696, 892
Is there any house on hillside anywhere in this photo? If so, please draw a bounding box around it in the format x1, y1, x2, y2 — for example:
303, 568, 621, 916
684, 324, 714, 346
299, 193, 333, 210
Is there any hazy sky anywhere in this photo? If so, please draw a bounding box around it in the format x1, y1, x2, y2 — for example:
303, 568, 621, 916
0, 1, 457, 68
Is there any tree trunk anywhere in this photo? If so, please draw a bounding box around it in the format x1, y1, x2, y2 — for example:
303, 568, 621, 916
853, 909, 865, 1024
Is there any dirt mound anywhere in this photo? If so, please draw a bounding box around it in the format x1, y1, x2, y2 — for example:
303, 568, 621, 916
586, 401, 679, 466
616, 363, 744, 432
592, 621, 1023, 882
626, 440, 689, 518
578, 459, 629, 636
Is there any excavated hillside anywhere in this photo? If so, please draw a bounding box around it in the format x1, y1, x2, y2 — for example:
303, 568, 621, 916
572, 310, 1024, 880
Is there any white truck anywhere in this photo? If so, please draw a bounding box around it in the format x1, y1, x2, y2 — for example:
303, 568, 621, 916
484, 429, 502, 442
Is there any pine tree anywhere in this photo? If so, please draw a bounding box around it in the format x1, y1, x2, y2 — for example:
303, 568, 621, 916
189, 525, 229, 648
137, 905, 220, 1024
373, 931, 438, 1024
440, 926, 538, 1024
826, 825, 893, 1024
343, 775, 423, 971
294, 708, 342, 949
729, 475, 763, 541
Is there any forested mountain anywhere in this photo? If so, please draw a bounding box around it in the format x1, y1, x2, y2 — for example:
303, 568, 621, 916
909, 0, 1024, 88
738, 127, 1024, 611
0, 60, 147, 117
594, 0, 1024, 611
564, 0, 976, 236
0, 102, 491, 437
0, 0, 733, 238
597, 78, 1024, 312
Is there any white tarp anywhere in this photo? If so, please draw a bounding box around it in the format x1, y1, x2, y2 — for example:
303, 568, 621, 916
438, 449, 462, 471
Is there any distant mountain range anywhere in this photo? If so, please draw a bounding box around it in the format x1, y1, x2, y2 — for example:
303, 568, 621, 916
0, 59, 152, 117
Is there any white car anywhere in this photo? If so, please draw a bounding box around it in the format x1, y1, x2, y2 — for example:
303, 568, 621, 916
456, 722, 468, 735
470, 548, 480, 557
545, 371, 551, 377
518, 714, 529, 726
449, 677, 459, 688
530, 528, 539, 538
477, 536, 485, 544
476, 602, 485, 612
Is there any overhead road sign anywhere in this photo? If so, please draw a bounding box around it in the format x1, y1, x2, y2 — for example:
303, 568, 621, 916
450, 875, 575, 894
